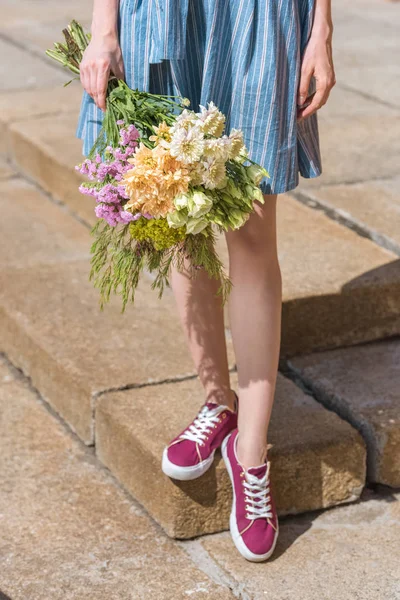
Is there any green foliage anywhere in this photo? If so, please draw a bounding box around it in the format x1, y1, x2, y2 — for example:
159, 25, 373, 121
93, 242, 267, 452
45, 20, 90, 75
46, 21, 186, 157
91, 81, 184, 156
89, 221, 231, 312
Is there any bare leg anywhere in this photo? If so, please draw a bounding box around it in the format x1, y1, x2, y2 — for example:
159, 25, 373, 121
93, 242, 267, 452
170, 263, 235, 409
226, 195, 282, 468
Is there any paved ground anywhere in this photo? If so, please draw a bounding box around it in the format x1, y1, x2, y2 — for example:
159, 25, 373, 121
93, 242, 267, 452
1, 355, 399, 600
0, 0, 400, 598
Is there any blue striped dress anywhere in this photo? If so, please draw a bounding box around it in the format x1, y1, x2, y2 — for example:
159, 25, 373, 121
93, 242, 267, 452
77, 0, 322, 195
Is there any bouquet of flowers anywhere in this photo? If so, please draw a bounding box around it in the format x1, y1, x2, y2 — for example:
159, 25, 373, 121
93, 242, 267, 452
47, 22, 268, 311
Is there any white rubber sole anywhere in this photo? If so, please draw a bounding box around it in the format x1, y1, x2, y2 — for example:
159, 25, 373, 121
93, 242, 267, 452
221, 434, 279, 563
161, 447, 216, 481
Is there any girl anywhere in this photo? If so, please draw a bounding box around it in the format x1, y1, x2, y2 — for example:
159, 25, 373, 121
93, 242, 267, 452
78, 0, 335, 562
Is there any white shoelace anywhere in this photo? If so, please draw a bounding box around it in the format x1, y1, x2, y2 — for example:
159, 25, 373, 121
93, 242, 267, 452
179, 404, 226, 446
243, 470, 273, 520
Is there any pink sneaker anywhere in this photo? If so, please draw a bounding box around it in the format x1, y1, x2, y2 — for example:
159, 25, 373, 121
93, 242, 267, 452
162, 396, 238, 481
221, 429, 279, 562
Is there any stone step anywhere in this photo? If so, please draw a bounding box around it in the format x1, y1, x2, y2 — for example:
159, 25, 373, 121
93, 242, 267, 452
96, 373, 366, 538
0, 177, 234, 444
3, 87, 400, 357
0, 176, 366, 537
0, 356, 234, 600
295, 177, 400, 256
0, 86, 92, 225
0, 38, 66, 93
289, 338, 400, 487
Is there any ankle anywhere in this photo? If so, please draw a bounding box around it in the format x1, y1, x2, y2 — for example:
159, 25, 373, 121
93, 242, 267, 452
236, 435, 268, 469
207, 388, 237, 412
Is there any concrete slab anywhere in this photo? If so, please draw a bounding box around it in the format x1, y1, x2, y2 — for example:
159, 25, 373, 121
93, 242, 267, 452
289, 338, 400, 486
0, 260, 232, 444
0, 357, 234, 600
200, 488, 400, 600
301, 111, 400, 189
0, 158, 15, 180
96, 373, 365, 538
332, 10, 400, 106
0, 0, 91, 29
299, 177, 400, 255
0, 85, 82, 124
0, 85, 82, 156
9, 113, 93, 225
0, 178, 90, 268
0, 38, 65, 92
7, 111, 400, 359
277, 195, 400, 356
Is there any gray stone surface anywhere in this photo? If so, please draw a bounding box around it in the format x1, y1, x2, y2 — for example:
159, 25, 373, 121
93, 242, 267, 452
277, 195, 400, 356
96, 373, 365, 538
299, 176, 400, 255
0, 85, 82, 156
0, 158, 15, 180
0, 178, 90, 268
289, 338, 400, 487
200, 487, 400, 600
332, 5, 400, 106
9, 112, 94, 225
0, 38, 65, 91
0, 357, 234, 600
301, 110, 400, 188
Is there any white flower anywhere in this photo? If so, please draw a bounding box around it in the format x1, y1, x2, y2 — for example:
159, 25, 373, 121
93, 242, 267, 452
188, 191, 213, 218
167, 210, 188, 228
170, 126, 205, 164
197, 158, 227, 190
173, 109, 198, 130
174, 192, 191, 210
203, 137, 231, 161
227, 129, 245, 160
186, 217, 209, 235
196, 102, 226, 137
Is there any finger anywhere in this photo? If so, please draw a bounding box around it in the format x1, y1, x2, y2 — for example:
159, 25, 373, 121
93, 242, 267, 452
297, 65, 313, 107
88, 65, 98, 103
111, 57, 125, 81
298, 88, 328, 120
80, 65, 90, 95
96, 67, 109, 111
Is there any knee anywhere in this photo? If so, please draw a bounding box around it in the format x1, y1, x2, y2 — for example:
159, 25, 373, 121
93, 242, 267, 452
227, 220, 278, 265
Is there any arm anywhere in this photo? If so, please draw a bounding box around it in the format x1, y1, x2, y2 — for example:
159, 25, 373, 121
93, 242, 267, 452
297, 0, 336, 121
80, 0, 125, 112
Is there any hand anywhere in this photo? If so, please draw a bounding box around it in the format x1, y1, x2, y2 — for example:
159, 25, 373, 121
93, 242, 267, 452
80, 34, 125, 112
297, 30, 336, 121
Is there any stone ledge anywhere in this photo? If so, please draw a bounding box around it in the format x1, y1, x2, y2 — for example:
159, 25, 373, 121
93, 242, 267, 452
8, 113, 94, 225
294, 177, 400, 256
0, 157, 16, 180
96, 374, 366, 538
6, 97, 400, 357
277, 196, 400, 355
0, 356, 234, 600
289, 338, 400, 487
0, 260, 234, 445
0, 178, 90, 269
0, 38, 66, 95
